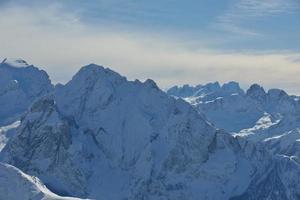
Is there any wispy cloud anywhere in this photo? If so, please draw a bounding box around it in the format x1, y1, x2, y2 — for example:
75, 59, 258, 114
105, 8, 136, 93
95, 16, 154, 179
287, 55, 300, 63
216, 0, 300, 36
0, 2, 300, 94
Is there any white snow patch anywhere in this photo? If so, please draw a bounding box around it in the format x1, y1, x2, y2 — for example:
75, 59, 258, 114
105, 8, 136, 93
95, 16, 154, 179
0, 121, 20, 151
234, 113, 280, 137
1, 58, 29, 68
0, 162, 88, 200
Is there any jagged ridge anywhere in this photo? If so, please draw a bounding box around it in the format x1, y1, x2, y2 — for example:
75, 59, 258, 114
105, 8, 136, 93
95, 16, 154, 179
1, 64, 300, 199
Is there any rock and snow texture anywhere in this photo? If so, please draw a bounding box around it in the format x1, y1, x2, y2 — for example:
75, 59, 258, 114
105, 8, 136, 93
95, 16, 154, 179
1, 64, 300, 199
0, 120, 20, 151
167, 82, 300, 165
0, 58, 53, 126
0, 162, 84, 200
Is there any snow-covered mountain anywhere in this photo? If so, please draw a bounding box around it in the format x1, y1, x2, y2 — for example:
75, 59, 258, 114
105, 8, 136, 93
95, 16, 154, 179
167, 82, 300, 165
0, 162, 84, 200
0, 58, 53, 126
168, 81, 244, 100
1, 64, 300, 200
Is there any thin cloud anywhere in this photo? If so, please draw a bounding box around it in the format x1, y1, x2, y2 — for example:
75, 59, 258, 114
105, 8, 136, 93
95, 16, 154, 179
0, 3, 300, 94
216, 0, 300, 36
287, 56, 300, 64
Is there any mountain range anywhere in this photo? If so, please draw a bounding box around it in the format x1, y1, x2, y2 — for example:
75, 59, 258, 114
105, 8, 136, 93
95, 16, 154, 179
167, 81, 300, 165
1, 59, 300, 200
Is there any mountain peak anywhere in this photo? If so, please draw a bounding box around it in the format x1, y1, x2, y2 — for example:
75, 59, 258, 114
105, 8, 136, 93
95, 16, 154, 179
1, 58, 30, 68
221, 81, 244, 94
204, 81, 221, 90
63, 64, 128, 97
144, 78, 159, 90
246, 83, 266, 98
74, 63, 126, 83
167, 84, 198, 98
267, 88, 288, 98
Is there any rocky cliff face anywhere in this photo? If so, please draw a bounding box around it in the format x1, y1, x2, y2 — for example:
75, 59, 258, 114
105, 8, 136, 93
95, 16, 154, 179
1, 65, 300, 199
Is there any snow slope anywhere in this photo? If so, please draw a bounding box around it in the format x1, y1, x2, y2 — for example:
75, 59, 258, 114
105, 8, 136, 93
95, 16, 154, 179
0, 162, 85, 200
1, 65, 300, 199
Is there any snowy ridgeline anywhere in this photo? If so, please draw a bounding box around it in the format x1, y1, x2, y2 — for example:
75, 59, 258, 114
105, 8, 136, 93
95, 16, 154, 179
0, 59, 300, 200
0, 162, 85, 200
167, 82, 300, 165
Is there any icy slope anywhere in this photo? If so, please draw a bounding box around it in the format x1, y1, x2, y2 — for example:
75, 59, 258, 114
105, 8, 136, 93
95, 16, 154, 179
0, 58, 53, 126
0, 162, 85, 200
1, 65, 300, 199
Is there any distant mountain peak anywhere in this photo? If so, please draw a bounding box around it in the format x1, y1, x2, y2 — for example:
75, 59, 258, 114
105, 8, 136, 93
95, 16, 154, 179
1, 58, 30, 68
144, 78, 159, 90
204, 81, 221, 91
267, 88, 288, 98
221, 81, 244, 94
246, 83, 266, 98
222, 81, 239, 88
167, 81, 244, 99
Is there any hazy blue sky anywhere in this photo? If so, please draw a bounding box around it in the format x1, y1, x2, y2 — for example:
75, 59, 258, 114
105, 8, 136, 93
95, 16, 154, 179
1, 0, 300, 93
